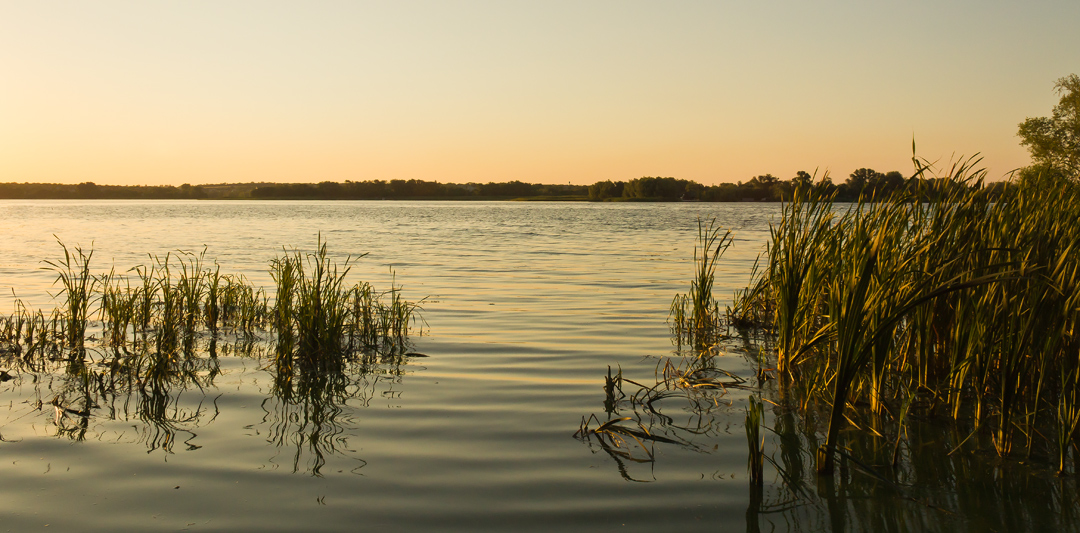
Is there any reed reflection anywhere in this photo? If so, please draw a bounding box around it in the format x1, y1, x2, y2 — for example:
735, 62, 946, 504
259, 346, 415, 476
46, 336, 221, 453
575, 349, 746, 482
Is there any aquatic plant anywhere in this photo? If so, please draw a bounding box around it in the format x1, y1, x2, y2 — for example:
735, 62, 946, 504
669, 219, 733, 350
42, 237, 95, 350
575, 349, 746, 481
746, 395, 764, 489
1, 238, 423, 395
734, 154, 1080, 474
98, 268, 136, 349
271, 238, 355, 371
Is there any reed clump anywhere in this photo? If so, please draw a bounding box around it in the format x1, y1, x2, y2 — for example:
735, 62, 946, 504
0, 238, 424, 380
669, 219, 734, 350
269, 239, 424, 378
732, 156, 1080, 474
42, 237, 94, 350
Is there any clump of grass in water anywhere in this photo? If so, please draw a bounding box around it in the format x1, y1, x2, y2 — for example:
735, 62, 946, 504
4, 237, 422, 388
269, 239, 424, 378
0, 298, 63, 369
733, 153, 1080, 475
97, 267, 136, 349
42, 237, 95, 351
669, 219, 733, 350
271, 238, 354, 372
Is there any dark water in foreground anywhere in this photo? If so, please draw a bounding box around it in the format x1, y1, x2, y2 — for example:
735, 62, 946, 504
0, 200, 1076, 532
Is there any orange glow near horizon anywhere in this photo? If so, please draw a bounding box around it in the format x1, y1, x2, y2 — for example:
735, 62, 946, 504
2, 2, 1076, 187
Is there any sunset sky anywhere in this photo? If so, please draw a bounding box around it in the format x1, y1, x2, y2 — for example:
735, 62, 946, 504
2, 1, 1078, 186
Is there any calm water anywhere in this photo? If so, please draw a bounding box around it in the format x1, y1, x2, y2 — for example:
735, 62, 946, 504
0, 201, 1075, 532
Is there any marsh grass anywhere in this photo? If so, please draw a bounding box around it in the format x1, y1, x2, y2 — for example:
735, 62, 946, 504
1, 237, 423, 470
669, 219, 734, 350
0, 238, 424, 391
42, 237, 95, 350
746, 395, 764, 488
730, 155, 1080, 474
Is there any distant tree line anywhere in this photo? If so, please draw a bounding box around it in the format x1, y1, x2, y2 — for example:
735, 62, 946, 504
0, 182, 208, 199
0, 172, 1010, 202
588, 170, 1007, 202
0, 180, 590, 200
249, 179, 587, 199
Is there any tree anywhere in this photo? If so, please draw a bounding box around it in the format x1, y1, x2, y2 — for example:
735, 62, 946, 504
588, 180, 622, 201
847, 168, 884, 192
792, 171, 813, 189
622, 177, 686, 200
867, 170, 904, 196
1018, 74, 1080, 176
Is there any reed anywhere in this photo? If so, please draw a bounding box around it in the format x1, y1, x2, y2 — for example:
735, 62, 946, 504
153, 252, 181, 354
204, 262, 222, 331
42, 237, 95, 349
766, 183, 834, 376
746, 395, 764, 489
97, 268, 136, 349
0, 298, 60, 368
269, 240, 424, 375
270, 238, 353, 370
219, 274, 267, 335
736, 155, 1080, 474
133, 263, 158, 334
669, 219, 733, 350
2, 238, 422, 385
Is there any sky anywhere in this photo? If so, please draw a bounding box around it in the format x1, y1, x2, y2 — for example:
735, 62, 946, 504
2, 1, 1078, 187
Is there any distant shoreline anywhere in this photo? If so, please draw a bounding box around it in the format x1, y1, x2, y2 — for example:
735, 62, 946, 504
0, 173, 1003, 203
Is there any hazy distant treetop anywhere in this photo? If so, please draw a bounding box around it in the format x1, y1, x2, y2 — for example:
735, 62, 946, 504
1018, 74, 1080, 176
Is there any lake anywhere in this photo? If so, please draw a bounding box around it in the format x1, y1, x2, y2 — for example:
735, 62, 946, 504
0, 200, 1074, 532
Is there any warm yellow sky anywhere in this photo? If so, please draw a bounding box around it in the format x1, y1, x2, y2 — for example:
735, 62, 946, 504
2, 1, 1077, 186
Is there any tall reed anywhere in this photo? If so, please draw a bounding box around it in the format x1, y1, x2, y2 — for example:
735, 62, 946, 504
734, 155, 1080, 474
5, 238, 421, 384
42, 238, 95, 349
669, 219, 733, 350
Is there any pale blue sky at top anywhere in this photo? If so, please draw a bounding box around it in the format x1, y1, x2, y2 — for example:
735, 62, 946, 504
1, 1, 1077, 186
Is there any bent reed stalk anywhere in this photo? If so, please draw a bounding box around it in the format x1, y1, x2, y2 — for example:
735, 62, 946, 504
730, 155, 1080, 474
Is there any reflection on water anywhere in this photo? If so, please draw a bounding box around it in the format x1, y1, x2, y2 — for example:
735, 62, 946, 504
259, 350, 415, 476
576, 348, 747, 482
6, 328, 418, 479
747, 392, 1080, 532
580, 332, 1080, 531
43, 341, 222, 452
4, 200, 1076, 531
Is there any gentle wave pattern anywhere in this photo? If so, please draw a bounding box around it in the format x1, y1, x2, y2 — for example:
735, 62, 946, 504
0, 200, 779, 531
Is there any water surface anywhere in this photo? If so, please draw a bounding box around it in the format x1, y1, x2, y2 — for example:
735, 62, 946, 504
0, 200, 1073, 532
